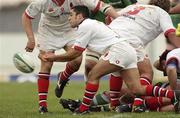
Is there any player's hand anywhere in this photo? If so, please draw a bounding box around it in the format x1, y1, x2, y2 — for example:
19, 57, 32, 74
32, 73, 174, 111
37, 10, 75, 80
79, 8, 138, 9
39, 52, 56, 62
25, 40, 35, 52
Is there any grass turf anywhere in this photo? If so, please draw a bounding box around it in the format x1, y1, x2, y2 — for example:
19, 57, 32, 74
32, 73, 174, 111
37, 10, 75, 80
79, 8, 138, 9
0, 81, 180, 118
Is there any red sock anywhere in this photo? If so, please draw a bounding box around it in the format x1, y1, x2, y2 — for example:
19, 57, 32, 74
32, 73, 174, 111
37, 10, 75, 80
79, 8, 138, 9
59, 63, 77, 81
145, 85, 175, 104
145, 97, 163, 111
133, 77, 151, 106
37, 72, 50, 107
79, 82, 99, 112
109, 74, 123, 107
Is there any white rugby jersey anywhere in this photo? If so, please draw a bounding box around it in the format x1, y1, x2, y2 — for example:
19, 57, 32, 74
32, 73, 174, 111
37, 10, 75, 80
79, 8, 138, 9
25, 0, 102, 36
166, 48, 180, 73
73, 19, 123, 55
109, 4, 175, 46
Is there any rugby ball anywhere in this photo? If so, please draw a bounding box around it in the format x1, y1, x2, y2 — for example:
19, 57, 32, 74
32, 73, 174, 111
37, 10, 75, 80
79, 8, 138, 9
13, 52, 35, 73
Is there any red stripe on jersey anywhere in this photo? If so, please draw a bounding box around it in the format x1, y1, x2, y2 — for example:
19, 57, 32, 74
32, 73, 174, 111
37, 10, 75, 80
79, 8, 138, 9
92, 1, 101, 13
164, 29, 176, 38
52, 0, 65, 7
73, 46, 85, 52
24, 12, 34, 19
166, 57, 179, 68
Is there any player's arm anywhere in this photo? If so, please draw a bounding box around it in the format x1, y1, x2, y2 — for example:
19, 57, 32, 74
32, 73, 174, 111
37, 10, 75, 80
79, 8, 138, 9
22, 13, 35, 52
40, 48, 83, 62
85, 0, 119, 19
166, 32, 180, 47
22, 1, 43, 52
100, 2, 119, 19
169, 4, 180, 14
166, 59, 178, 90
159, 8, 180, 47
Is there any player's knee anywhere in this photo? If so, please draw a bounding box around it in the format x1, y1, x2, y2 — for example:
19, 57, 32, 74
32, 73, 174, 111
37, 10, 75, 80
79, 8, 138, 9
41, 62, 53, 72
69, 57, 82, 71
129, 86, 145, 95
140, 69, 154, 81
87, 70, 100, 81
85, 61, 96, 74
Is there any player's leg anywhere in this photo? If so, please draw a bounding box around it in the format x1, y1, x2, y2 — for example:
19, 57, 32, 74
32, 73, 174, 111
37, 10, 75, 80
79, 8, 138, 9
133, 57, 153, 112
138, 57, 153, 82
38, 50, 54, 114
76, 42, 137, 113
77, 59, 124, 114
145, 97, 172, 111
121, 68, 179, 112
55, 45, 82, 98
84, 49, 100, 82
109, 72, 123, 108
130, 43, 153, 112
159, 104, 174, 112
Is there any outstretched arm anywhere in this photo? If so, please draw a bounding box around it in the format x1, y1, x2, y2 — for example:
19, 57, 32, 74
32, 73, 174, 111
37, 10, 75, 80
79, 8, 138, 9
40, 48, 82, 62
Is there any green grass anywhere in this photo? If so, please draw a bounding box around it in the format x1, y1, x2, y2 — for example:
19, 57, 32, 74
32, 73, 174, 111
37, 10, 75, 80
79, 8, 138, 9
0, 81, 180, 118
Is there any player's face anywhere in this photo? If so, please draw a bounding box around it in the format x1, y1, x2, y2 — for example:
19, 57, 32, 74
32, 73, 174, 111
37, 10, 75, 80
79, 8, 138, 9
68, 9, 80, 28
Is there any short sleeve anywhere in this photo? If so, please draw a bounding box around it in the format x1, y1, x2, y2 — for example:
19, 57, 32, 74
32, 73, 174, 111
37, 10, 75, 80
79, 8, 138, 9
158, 8, 176, 37
25, 0, 44, 19
73, 24, 92, 52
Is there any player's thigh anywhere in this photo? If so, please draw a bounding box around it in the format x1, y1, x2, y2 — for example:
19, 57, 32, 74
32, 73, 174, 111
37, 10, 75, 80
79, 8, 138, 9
39, 50, 54, 72
121, 68, 145, 95
88, 59, 122, 82
159, 105, 174, 112
85, 49, 101, 70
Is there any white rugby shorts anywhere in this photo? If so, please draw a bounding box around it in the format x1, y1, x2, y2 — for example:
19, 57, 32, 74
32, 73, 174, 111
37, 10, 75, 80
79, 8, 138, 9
101, 41, 137, 70
36, 29, 77, 51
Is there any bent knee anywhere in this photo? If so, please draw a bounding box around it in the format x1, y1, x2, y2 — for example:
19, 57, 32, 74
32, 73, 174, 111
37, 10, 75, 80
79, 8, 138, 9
85, 61, 97, 71
69, 57, 82, 71
129, 87, 145, 95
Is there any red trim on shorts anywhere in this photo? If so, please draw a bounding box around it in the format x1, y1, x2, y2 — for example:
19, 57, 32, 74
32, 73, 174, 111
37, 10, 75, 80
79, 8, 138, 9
73, 46, 85, 52
164, 29, 176, 38
24, 12, 34, 19
92, 1, 101, 13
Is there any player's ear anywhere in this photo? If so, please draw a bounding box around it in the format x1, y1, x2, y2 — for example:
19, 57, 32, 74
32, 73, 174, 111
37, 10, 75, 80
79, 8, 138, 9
77, 13, 83, 19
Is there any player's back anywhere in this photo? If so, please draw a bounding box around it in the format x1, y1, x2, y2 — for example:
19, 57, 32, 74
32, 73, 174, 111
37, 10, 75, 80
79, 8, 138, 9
109, 4, 173, 46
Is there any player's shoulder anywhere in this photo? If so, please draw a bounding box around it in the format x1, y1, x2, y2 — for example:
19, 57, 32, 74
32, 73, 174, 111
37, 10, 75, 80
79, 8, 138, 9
78, 0, 98, 5
169, 48, 180, 55
30, 0, 49, 5
81, 19, 95, 26
79, 19, 97, 29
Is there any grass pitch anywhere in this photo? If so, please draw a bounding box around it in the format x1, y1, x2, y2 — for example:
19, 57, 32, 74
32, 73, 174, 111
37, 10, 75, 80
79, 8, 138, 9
0, 81, 180, 118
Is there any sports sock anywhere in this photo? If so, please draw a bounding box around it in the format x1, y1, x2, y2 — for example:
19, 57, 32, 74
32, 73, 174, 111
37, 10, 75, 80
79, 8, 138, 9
109, 75, 123, 107
133, 77, 151, 106
145, 97, 163, 111
145, 85, 176, 105
38, 72, 50, 107
79, 82, 99, 112
58, 63, 76, 81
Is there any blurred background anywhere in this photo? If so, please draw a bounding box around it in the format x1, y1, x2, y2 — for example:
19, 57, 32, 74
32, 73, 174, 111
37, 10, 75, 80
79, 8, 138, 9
0, 0, 176, 83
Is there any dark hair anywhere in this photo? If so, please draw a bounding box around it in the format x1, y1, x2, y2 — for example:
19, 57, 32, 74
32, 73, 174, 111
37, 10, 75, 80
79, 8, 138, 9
148, 0, 170, 12
72, 5, 90, 18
